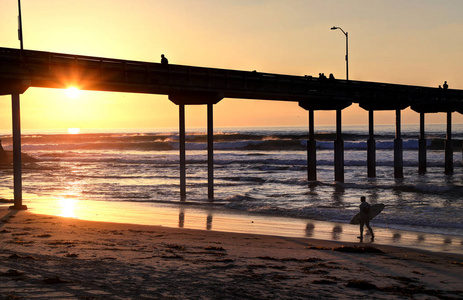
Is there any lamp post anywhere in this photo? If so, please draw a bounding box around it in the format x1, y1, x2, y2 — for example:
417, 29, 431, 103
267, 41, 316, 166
330, 26, 348, 182
18, 0, 24, 50
331, 26, 348, 81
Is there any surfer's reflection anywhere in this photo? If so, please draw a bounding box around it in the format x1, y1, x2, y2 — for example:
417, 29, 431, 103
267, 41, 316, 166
305, 223, 315, 237
206, 215, 213, 230
369, 190, 379, 204
332, 225, 342, 240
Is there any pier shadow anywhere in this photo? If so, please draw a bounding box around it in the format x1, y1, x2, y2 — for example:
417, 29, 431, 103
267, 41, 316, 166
332, 225, 343, 240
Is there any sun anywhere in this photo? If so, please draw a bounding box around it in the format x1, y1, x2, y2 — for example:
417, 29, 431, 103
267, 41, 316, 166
58, 197, 77, 218
65, 86, 82, 98
67, 128, 81, 134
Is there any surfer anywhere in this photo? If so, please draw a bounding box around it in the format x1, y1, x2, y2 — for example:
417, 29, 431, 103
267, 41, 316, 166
358, 196, 374, 242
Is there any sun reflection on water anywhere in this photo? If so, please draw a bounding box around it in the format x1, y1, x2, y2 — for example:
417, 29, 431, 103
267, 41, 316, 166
58, 197, 78, 218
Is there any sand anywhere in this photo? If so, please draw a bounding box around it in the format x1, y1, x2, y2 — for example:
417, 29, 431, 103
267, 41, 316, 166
0, 208, 462, 299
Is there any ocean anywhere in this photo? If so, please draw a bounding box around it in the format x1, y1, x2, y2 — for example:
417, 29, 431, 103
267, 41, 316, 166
0, 124, 462, 252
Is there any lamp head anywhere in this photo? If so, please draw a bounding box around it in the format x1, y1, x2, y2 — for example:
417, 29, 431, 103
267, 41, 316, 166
331, 26, 338, 30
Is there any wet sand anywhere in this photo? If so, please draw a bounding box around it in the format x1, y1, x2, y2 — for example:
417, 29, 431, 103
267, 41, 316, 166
16, 195, 463, 255
1, 207, 462, 299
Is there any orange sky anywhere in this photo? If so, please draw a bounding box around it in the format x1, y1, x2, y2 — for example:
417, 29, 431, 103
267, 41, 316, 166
0, 0, 462, 131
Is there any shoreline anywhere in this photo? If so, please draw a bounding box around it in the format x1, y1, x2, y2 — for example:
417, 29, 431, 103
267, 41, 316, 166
1, 207, 462, 299
2, 194, 463, 255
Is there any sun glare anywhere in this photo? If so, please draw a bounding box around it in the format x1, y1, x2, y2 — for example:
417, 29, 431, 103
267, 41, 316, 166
65, 87, 82, 98
67, 128, 81, 134
58, 198, 77, 218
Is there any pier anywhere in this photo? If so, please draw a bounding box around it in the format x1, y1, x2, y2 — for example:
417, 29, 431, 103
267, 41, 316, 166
1, 47, 463, 207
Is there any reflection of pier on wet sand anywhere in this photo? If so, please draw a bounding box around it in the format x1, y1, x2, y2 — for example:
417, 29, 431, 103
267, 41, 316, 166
8, 195, 463, 255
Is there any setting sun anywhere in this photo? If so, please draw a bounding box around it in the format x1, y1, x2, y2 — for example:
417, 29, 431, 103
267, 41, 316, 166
58, 197, 77, 218
65, 87, 82, 99
67, 128, 81, 134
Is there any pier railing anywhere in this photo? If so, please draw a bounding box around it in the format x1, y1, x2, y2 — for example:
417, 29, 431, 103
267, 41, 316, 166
4, 47, 462, 110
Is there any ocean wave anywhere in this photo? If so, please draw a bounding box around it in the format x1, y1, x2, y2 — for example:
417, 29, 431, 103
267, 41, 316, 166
2, 130, 458, 152
27, 153, 462, 169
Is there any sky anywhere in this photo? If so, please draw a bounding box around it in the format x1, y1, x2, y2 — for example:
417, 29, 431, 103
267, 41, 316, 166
0, 0, 462, 131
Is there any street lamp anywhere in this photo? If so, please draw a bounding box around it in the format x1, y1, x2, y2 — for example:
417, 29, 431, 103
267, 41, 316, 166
331, 26, 348, 81
18, 0, 24, 50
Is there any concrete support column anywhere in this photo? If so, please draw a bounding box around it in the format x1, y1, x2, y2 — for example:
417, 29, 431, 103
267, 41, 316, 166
418, 112, 427, 174
394, 109, 404, 178
179, 104, 186, 200
207, 103, 214, 200
307, 110, 317, 181
334, 109, 344, 182
444, 111, 453, 175
11, 94, 26, 210
169, 92, 222, 201
367, 110, 376, 178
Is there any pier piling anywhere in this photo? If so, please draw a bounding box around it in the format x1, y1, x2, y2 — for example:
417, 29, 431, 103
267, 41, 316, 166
169, 92, 222, 201
334, 109, 344, 182
307, 110, 317, 181
418, 112, 427, 174
11, 94, 26, 210
207, 103, 214, 200
367, 110, 376, 177
179, 104, 186, 200
444, 112, 453, 175
394, 109, 404, 178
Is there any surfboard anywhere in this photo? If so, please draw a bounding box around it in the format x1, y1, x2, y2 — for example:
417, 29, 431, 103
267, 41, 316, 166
350, 203, 385, 225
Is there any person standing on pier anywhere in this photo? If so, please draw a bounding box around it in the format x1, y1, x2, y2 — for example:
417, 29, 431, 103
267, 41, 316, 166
358, 196, 374, 242
161, 54, 168, 65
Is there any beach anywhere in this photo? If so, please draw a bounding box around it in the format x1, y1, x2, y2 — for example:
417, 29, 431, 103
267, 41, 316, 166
1, 208, 462, 299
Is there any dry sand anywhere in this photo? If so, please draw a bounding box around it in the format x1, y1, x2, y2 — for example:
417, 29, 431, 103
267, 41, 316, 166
0, 208, 462, 299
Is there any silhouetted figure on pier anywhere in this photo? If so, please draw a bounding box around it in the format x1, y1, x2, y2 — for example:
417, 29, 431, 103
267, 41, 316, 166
161, 54, 168, 65
318, 73, 327, 80
443, 81, 448, 89
358, 196, 374, 242
329, 73, 335, 80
